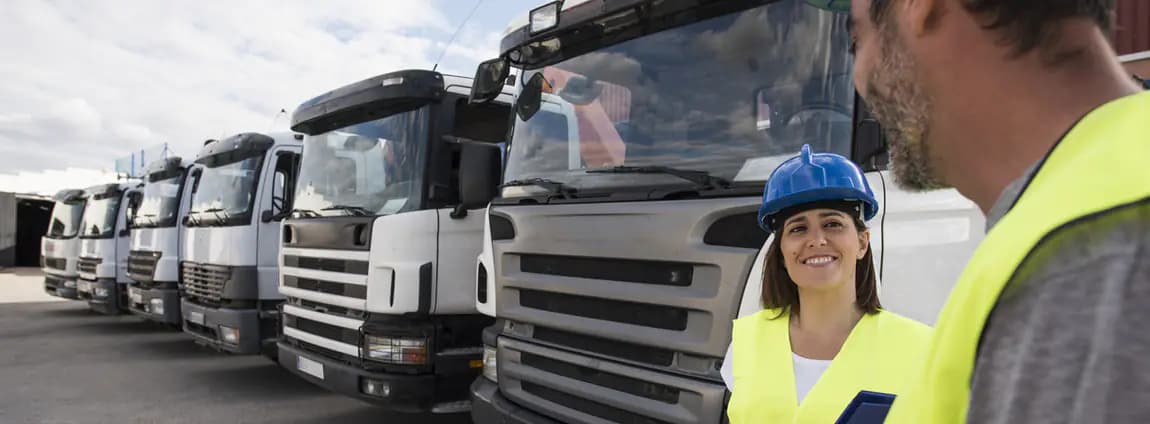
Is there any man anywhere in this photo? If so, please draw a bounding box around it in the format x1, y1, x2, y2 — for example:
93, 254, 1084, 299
847, 0, 1149, 422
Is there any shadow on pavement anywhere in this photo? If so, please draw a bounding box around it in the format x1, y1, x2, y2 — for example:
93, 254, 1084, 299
296, 407, 472, 424
183, 363, 325, 401
37, 305, 94, 317
66, 318, 175, 335
130, 338, 219, 360
0, 267, 46, 277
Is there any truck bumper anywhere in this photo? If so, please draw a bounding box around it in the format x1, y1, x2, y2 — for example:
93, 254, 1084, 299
278, 342, 464, 413
43, 275, 78, 300
181, 300, 263, 355
470, 376, 557, 424
127, 285, 181, 325
86, 279, 125, 315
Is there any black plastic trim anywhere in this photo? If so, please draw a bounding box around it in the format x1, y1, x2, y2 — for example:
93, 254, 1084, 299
703, 211, 768, 249
291, 69, 446, 136
519, 289, 689, 331
283, 275, 367, 299
282, 216, 375, 251
417, 262, 433, 314
489, 212, 516, 241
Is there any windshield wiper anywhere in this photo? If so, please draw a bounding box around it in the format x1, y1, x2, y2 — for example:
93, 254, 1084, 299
201, 208, 232, 226
501, 178, 578, 199
585, 165, 732, 190
291, 208, 321, 218
135, 214, 158, 227
321, 205, 372, 216
185, 213, 203, 227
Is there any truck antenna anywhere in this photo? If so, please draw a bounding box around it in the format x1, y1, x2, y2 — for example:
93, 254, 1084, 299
432, 0, 486, 72
267, 108, 287, 131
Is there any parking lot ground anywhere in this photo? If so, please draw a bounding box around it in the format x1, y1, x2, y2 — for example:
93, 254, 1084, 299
0, 268, 470, 424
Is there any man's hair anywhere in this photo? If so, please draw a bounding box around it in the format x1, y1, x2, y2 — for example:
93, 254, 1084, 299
869, 0, 1116, 57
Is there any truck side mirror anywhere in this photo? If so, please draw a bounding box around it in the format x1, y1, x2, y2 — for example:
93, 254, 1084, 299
455, 142, 502, 218
470, 57, 510, 104
851, 95, 889, 173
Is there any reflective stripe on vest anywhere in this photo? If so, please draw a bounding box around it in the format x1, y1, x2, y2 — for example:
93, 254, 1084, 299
727, 308, 931, 423
885, 91, 1150, 423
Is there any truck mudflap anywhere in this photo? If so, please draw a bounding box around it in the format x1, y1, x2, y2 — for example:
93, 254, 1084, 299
277, 341, 466, 413
181, 299, 262, 354
43, 275, 79, 300
471, 376, 560, 424
87, 279, 125, 315
127, 285, 181, 325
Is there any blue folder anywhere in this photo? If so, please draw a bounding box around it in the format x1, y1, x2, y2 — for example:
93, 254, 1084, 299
834, 391, 896, 424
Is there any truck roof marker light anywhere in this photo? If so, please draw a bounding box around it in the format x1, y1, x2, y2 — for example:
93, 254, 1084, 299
381, 77, 404, 87
530, 2, 560, 34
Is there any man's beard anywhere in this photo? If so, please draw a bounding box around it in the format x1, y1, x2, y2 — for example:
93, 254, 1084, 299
864, 29, 948, 191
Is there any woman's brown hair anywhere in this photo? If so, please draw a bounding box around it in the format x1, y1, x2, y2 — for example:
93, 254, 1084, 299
760, 215, 881, 318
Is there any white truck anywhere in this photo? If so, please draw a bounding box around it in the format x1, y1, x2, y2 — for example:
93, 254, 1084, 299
180, 132, 302, 356
125, 157, 200, 325
274, 69, 512, 413
76, 182, 141, 314
465, 1, 986, 423
41, 189, 87, 299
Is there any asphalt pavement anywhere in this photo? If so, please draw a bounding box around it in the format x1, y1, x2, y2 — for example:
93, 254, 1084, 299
0, 268, 471, 424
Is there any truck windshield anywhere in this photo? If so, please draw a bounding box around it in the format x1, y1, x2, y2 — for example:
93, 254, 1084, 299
188, 156, 262, 225
47, 201, 84, 238
79, 196, 121, 238
503, 1, 854, 196
133, 174, 183, 228
293, 107, 429, 217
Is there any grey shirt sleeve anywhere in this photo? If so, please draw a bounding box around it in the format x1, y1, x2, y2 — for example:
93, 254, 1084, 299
966, 200, 1150, 424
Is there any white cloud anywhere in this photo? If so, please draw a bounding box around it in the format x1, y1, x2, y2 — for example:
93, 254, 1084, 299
0, 0, 539, 194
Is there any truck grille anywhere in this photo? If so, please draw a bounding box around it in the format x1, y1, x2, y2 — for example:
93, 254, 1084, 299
280, 250, 370, 363
77, 257, 101, 275
181, 261, 230, 308
128, 250, 161, 281
43, 257, 67, 271
521, 382, 670, 424
492, 199, 760, 424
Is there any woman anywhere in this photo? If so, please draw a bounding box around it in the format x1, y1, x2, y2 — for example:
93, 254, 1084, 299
724, 144, 931, 423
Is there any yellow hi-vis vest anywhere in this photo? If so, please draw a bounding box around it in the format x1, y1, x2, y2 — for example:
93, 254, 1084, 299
727, 308, 931, 423
885, 90, 1150, 423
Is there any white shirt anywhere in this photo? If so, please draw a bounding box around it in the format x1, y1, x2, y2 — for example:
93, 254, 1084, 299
721, 344, 833, 403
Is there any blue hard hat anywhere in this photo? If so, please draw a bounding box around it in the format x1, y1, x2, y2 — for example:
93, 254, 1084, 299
757, 144, 879, 232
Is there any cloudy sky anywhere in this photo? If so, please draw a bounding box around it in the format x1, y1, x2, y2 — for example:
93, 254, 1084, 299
0, 0, 538, 195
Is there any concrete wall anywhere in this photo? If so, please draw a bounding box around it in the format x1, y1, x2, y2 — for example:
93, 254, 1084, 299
0, 192, 15, 267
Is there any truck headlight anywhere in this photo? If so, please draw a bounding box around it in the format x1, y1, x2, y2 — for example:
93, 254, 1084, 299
482, 345, 498, 382
219, 326, 240, 345
64, 280, 76, 288
94, 287, 110, 298
149, 298, 164, 315
364, 335, 428, 365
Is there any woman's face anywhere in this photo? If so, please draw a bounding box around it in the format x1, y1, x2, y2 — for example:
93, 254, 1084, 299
779, 208, 869, 291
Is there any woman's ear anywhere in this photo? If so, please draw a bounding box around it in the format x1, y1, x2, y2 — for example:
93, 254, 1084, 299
857, 228, 870, 258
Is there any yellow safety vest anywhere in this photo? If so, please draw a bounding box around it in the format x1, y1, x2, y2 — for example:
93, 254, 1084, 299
727, 308, 931, 423
885, 90, 1150, 423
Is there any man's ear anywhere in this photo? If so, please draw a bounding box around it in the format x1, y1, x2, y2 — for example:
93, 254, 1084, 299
902, 0, 948, 36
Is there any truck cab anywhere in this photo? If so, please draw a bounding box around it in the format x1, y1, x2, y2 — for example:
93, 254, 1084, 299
126, 157, 200, 325
41, 189, 87, 299
180, 132, 302, 356
466, 1, 985, 423
76, 182, 140, 314
275, 69, 512, 414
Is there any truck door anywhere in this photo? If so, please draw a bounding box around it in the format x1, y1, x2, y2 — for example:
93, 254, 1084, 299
256, 148, 301, 295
